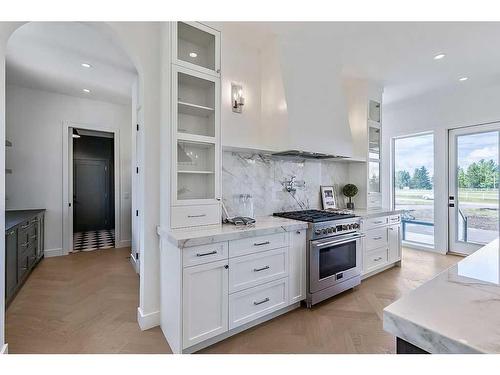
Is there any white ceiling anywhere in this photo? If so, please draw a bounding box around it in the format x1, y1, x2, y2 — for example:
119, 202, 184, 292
6, 22, 137, 105
223, 22, 500, 104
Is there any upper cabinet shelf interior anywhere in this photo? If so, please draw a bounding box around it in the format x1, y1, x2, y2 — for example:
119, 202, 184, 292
173, 22, 221, 77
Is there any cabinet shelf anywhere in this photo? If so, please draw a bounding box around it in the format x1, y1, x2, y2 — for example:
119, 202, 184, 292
177, 132, 216, 144
178, 170, 215, 174
178, 101, 214, 117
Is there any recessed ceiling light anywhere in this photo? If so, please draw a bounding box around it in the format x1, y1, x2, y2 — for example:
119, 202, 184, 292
81, 63, 92, 68
189, 52, 198, 58
433, 53, 446, 60
82, 88, 91, 93
459, 77, 468, 81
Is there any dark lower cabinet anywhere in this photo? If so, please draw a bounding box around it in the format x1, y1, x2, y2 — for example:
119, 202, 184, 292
5, 228, 18, 302
5, 210, 45, 307
396, 337, 429, 354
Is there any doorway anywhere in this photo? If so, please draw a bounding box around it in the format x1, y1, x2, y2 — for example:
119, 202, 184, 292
449, 123, 500, 255
72, 128, 116, 252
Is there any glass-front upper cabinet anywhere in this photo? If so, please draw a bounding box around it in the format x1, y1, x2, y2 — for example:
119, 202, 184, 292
368, 126, 380, 160
172, 22, 221, 77
172, 64, 220, 205
367, 100, 382, 204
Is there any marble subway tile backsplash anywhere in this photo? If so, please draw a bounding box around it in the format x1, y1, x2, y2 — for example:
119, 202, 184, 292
222, 150, 349, 217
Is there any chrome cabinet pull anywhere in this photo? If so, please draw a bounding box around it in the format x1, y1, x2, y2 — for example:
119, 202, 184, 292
188, 214, 206, 218
196, 250, 217, 257
391, 217, 399, 221
21, 224, 30, 229
373, 221, 384, 224
373, 236, 383, 240
21, 241, 29, 247
253, 241, 270, 246
253, 265, 270, 272
253, 297, 270, 306
374, 256, 383, 261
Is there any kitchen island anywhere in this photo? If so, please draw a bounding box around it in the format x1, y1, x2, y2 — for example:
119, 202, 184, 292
383, 238, 500, 353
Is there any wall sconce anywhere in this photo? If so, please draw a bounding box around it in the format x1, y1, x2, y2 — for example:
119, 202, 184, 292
231, 83, 245, 113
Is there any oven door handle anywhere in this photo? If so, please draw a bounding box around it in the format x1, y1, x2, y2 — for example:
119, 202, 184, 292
312, 233, 365, 248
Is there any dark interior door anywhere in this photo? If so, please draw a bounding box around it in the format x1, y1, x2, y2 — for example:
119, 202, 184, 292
74, 159, 110, 232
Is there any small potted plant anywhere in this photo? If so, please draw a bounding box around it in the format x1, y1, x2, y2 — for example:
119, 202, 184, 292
342, 184, 358, 209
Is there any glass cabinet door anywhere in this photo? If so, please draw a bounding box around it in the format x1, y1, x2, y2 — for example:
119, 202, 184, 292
369, 161, 381, 193
176, 71, 216, 137
177, 141, 216, 201
174, 22, 220, 76
369, 126, 381, 160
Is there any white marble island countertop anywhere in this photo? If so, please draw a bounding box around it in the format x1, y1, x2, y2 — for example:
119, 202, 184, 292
167, 216, 308, 248
383, 238, 500, 353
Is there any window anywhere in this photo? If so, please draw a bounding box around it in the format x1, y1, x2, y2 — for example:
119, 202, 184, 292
393, 133, 435, 246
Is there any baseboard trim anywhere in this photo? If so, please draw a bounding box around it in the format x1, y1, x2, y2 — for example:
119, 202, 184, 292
44, 248, 64, 258
137, 307, 160, 331
116, 240, 131, 249
1, 343, 8, 354
129, 253, 139, 274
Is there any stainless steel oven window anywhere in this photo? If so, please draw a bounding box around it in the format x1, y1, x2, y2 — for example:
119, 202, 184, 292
319, 241, 356, 279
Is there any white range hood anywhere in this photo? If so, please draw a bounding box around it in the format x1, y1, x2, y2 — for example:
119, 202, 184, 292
273, 35, 354, 158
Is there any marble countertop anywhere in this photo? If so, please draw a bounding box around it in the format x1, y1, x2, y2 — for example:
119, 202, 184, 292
383, 238, 500, 353
352, 208, 404, 219
167, 216, 308, 248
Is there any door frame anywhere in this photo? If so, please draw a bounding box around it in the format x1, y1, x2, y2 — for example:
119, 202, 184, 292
448, 122, 500, 255
62, 121, 121, 255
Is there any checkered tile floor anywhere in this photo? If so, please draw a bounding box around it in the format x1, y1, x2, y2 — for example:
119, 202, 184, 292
73, 229, 115, 252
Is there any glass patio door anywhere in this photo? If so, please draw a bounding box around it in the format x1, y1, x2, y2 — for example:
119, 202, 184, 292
449, 124, 500, 255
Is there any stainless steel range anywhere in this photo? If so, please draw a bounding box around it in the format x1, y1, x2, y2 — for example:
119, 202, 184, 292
273, 210, 363, 307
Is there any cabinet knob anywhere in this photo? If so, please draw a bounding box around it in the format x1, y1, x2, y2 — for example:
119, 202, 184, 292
216, 69, 221, 73
224, 264, 229, 269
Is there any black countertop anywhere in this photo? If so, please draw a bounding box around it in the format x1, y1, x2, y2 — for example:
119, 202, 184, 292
6, 209, 46, 231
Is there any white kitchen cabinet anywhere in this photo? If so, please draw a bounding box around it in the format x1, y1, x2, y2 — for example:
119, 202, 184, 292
182, 260, 228, 349
361, 213, 402, 278
388, 224, 402, 263
289, 230, 306, 304
170, 33, 222, 228
172, 21, 221, 77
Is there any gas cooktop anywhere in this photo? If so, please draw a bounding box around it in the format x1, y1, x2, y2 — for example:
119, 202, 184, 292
273, 209, 355, 223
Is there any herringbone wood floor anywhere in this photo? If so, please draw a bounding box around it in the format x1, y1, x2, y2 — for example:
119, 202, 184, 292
5, 246, 461, 354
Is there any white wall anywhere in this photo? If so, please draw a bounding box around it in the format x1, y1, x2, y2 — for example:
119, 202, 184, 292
0, 23, 164, 347
383, 82, 500, 253
5, 84, 132, 253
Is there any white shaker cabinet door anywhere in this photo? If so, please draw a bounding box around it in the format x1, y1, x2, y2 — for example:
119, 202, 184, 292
182, 260, 228, 349
388, 224, 402, 263
289, 229, 306, 304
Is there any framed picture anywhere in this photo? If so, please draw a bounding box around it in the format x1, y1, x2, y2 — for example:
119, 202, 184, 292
320, 186, 336, 210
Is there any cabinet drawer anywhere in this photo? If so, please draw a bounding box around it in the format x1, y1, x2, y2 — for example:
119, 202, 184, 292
363, 216, 389, 230
229, 278, 288, 329
229, 233, 287, 258
364, 247, 389, 273
389, 215, 401, 224
171, 204, 220, 228
183, 242, 228, 267
365, 227, 388, 251
229, 248, 288, 293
